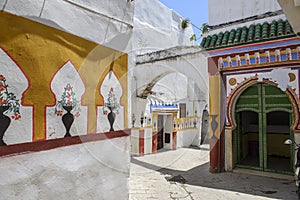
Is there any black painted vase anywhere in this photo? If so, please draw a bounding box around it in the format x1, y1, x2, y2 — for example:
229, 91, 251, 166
140, 117, 144, 127
0, 106, 11, 146
107, 107, 116, 131
62, 106, 74, 137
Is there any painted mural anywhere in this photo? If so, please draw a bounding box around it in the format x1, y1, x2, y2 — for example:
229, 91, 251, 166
98, 71, 124, 133
0, 11, 128, 145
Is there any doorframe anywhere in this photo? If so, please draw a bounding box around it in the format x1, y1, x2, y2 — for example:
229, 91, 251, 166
235, 110, 294, 174
234, 83, 294, 174
226, 79, 300, 134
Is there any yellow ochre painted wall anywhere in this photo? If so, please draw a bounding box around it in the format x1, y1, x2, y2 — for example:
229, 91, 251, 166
0, 12, 128, 141
209, 76, 221, 139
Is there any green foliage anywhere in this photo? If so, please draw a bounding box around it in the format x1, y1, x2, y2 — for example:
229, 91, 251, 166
200, 23, 208, 36
181, 19, 190, 29
190, 34, 197, 41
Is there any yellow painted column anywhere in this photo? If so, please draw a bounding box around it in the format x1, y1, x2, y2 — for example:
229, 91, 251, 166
80, 49, 127, 134
209, 75, 221, 173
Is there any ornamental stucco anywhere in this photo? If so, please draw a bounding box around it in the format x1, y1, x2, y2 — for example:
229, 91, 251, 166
225, 68, 299, 98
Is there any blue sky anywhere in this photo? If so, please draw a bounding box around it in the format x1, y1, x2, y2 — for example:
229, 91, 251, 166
159, 0, 208, 36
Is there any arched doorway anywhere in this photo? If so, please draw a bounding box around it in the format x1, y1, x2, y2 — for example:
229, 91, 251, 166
234, 83, 294, 174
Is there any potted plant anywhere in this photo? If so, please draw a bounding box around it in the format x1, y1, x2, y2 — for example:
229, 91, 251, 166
0, 74, 21, 146
103, 87, 120, 131
55, 83, 81, 137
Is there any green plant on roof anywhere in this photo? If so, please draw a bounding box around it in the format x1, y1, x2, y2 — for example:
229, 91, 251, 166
190, 23, 209, 42
181, 19, 190, 29
190, 34, 197, 41
200, 23, 208, 36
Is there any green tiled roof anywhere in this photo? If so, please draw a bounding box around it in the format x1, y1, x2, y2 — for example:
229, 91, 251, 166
200, 19, 295, 50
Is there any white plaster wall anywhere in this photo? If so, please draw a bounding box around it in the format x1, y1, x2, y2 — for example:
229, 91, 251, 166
192, 129, 201, 146
133, 0, 194, 54
177, 131, 183, 148
132, 50, 208, 133
208, 0, 282, 26
2, 0, 134, 52
144, 128, 153, 154
0, 137, 130, 200
177, 129, 198, 148
278, 0, 300, 35
131, 129, 140, 155
134, 53, 208, 103
129, 0, 200, 128
152, 73, 188, 102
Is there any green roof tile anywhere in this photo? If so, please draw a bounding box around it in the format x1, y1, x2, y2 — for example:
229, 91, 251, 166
247, 24, 255, 41
285, 21, 292, 35
221, 31, 229, 45
228, 29, 236, 44
215, 32, 223, 47
254, 23, 261, 40
201, 19, 296, 50
234, 28, 242, 43
240, 26, 248, 43
262, 22, 269, 39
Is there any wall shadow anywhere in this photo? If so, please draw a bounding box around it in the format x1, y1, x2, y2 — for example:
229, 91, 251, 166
131, 150, 295, 199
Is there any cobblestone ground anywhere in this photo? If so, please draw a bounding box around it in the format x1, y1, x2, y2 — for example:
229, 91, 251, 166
129, 144, 297, 200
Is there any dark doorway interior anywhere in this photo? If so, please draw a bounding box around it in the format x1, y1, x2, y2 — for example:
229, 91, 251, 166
238, 111, 260, 168
157, 115, 164, 150
266, 111, 291, 172
201, 109, 209, 144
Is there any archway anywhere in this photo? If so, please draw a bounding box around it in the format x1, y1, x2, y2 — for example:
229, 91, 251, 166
233, 82, 294, 173
148, 72, 205, 149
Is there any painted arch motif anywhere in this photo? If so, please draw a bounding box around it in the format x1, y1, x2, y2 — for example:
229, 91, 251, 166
0, 47, 32, 145
226, 76, 300, 133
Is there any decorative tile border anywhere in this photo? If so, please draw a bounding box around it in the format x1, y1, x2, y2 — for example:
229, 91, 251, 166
219, 47, 300, 70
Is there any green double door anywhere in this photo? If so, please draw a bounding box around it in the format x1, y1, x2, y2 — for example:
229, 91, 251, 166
234, 83, 294, 174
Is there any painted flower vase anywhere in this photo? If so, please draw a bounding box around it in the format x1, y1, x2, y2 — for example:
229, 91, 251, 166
62, 106, 74, 137
140, 117, 144, 127
0, 106, 11, 146
107, 107, 116, 131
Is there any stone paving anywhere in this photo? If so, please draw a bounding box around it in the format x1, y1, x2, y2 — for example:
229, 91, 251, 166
129, 144, 298, 200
